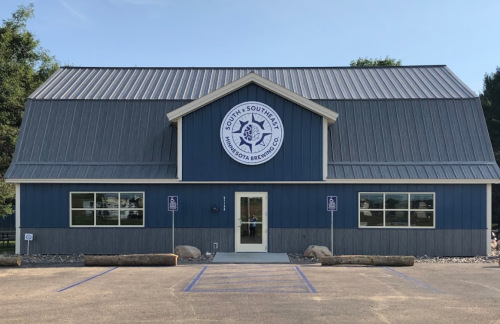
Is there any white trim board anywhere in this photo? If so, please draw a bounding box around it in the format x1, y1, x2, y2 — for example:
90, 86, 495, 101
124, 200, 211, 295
6, 178, 499, 184
487, 184, 492, 255
177, 117, 182, 180
15, 184, 20, 255
323, 117, 328, 180
166, 72, 339, 124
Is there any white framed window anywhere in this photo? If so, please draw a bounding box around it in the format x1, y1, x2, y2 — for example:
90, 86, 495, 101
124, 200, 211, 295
359, 192, 435, 228
70, 192, 145, 227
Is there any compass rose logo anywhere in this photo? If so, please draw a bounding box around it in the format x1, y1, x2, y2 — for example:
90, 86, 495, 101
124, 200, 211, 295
220, 101, 284, 165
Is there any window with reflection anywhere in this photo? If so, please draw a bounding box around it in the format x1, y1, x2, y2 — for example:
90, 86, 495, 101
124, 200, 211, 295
71, 192, 144, 226
359, 192, 434, 228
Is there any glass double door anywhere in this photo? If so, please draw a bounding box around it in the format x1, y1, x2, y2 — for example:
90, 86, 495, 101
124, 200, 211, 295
235, 192, 267, 252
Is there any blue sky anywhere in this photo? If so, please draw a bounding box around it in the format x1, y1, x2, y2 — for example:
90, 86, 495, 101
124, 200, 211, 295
2, 0, 499, 93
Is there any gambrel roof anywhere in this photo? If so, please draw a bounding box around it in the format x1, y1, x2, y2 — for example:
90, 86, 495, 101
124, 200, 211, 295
5, 66, 499, 182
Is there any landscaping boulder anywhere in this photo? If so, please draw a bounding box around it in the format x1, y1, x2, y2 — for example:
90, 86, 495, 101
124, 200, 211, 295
492, 239, 497, 250
174, 245, 201, 258
304, 245, 332, 259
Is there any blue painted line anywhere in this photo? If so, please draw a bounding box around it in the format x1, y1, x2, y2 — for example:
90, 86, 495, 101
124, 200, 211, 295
189, 286, 310, 293
57, 267, 118, 293
184, 266, 207, 292
200, 273, 296, 279
384, 267, 446, 294
203, 269, 296, 276
191, 289, 310, 293
295, 266, 317, 293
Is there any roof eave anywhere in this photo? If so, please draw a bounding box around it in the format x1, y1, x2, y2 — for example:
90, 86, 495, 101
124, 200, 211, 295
166, 72, 339, 124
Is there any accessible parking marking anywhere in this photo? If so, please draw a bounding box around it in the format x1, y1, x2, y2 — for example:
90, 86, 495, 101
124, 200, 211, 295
185, 265, 316, 293
57, 267, 118, 293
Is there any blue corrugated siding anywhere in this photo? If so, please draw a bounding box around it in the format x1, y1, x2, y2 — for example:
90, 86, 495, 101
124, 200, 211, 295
21, 183, 486, 230
182, 83, 323, 181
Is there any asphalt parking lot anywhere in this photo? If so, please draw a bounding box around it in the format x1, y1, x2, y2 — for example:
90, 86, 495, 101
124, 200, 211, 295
1, 263, 500, 323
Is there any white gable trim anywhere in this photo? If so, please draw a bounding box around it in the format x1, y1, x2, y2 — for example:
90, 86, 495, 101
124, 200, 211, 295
166, 72, 339, 124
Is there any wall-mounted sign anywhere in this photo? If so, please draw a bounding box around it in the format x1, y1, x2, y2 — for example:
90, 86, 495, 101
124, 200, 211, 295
220, 101, 284, 165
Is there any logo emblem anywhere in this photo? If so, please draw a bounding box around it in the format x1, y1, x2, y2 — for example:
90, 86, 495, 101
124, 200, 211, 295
220, 101, 284, 165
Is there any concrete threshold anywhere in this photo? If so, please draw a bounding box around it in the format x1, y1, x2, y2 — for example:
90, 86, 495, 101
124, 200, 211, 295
212, 252, 290, 263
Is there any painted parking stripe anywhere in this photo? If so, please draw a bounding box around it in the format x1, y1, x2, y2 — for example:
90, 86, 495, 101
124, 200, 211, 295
190, 286, 311, 293
195, 279, 301, 285
295, 266, 317, 293
185, 265, 316, 293
57, 267, 118, 293
200, 273, 297, 279
184, 266, 207, 292
384, 267, 445, 294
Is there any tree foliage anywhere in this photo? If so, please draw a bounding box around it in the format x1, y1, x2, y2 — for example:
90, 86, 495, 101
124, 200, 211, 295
350, 56, 402, 67
480, 67, 500, 164
0, 3, 59, 217
480, 67, 500, 229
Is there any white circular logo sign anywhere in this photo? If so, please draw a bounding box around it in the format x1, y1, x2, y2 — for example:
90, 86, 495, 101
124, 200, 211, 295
220, 101, 284, 165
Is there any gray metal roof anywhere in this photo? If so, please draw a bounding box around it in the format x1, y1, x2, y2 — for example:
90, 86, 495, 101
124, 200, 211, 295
5, 99, 189, 179
30, 66, 476, 101
324, 98, 500, 179
6, 66, 498, 180
328, 164, 500, 179
6, 96, 499, 180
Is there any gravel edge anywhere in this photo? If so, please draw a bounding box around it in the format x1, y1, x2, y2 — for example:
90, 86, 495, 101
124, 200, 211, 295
1, 252, 499, 265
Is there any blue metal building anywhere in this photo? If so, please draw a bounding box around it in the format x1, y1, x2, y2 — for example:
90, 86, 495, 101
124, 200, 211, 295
5, 66, 499, 256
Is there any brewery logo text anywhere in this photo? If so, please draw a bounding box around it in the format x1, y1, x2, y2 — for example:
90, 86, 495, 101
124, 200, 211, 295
220, 101, 284, 165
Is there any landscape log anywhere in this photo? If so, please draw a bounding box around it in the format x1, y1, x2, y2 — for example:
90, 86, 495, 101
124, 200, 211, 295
321, 255, 414, 267
84, 254, 177, 266
0, 257, 21, 267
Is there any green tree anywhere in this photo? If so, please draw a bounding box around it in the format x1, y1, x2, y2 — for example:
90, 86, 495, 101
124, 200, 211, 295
350, 56, 402, 67
480, 67, 500, 230
0, 3, 59, 217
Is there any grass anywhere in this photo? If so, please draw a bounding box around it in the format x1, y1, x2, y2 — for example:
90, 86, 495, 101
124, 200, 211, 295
0, 241, 15, 253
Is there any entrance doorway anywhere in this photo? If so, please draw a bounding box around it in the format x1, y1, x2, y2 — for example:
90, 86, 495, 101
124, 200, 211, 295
235, 192, 267, 252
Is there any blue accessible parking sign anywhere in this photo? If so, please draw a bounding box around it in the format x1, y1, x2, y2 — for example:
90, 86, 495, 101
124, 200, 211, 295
327, 196, 337, 211
168, 196, 178, 211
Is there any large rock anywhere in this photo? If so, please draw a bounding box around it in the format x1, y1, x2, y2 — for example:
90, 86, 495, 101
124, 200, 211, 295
304, 245, 332, 258
174, 245, 201, 258
492, 240, 498, 250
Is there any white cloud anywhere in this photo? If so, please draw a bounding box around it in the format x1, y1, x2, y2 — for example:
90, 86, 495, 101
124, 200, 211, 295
58, 0, 86, 20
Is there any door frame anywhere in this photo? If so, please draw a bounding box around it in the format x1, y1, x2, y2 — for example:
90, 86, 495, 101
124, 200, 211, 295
235, 192, 268, 252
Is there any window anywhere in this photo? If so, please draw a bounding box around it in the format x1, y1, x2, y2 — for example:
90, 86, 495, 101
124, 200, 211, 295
71, 192, 144, 227
359, 192, 434, 228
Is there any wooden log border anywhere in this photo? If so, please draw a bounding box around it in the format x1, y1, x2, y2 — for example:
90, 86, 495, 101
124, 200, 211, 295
0, 256, 21, 267
321, 255, 414, 267
84, 254, 178, 266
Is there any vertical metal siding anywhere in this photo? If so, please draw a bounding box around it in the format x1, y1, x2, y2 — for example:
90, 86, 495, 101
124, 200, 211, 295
18, 227, 484, 255
21, 183, 486, 231
182, 83, 323, 181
